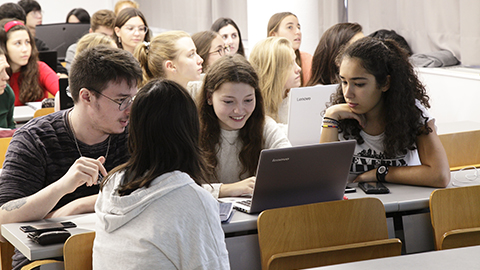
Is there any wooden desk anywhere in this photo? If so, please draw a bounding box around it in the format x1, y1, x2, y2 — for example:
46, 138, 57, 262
305, 245, 480, 270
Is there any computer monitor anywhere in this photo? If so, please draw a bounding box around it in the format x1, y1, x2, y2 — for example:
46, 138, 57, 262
35, 23, 90, 61
38, 50, 57, 73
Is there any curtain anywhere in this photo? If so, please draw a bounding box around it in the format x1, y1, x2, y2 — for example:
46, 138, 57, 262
348, 0, 480, 66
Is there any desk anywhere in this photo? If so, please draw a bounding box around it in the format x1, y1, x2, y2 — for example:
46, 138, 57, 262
305, 245, 480, 270
3, 170, 478, 270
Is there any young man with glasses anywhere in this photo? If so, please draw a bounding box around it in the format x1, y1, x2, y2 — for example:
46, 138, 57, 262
0, 46, 142, 269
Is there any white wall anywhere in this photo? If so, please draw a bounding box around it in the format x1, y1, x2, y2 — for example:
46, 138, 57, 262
0, 0, 114, 23
246, 0, 320, 57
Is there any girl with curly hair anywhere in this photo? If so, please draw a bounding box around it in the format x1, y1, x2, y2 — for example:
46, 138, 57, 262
198, 55, 291, 198
320, 37, 450, 187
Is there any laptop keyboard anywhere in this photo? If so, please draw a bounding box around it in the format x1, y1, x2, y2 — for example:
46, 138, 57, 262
237, 199, 252, 207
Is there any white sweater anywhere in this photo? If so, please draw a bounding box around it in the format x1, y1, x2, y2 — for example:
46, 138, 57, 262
203, 116, 292, 198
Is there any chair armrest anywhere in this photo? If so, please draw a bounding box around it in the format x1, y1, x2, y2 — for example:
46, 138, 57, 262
267, 238, 402, 270
441, 227, 480, 250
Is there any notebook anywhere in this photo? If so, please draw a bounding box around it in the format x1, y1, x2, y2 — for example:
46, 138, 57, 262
219, 140, 355, 214
287, 84, 339, 146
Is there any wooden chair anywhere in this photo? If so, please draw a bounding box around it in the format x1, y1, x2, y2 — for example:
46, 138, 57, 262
63, 231, 95, 270
33, 108, 55, 118
0, 137, 11, 168
257, 197, 402, 270
1, 241, 15, 270
438, 130, 480, 171
20, 231, 95, 270
430, 185, 480, 250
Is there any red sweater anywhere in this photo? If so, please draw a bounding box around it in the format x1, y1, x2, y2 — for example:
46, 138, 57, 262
10, 61, 59, 106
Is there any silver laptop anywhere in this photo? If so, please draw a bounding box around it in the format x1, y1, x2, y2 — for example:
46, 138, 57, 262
220, 140, 355, 214
287, 84, 339, 146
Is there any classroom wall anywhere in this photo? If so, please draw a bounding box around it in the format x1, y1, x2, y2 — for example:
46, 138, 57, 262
1, 0, 478, 65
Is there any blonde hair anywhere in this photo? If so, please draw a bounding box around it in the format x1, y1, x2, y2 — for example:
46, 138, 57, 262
75, 33, 117, 56
114, 0, 139, 15
249, 37, 293, 121
134, 30, 190, 87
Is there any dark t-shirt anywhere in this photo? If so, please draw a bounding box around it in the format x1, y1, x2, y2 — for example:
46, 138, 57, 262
0, 109, 129, 269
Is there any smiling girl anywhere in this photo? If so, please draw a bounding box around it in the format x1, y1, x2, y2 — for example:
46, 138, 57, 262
198, 55, 291, 198
320, 37, 450, 188
249, 37, 301, 125
0, 19, 58, 106
267, 12, 312, 86
114, 8, 151, 54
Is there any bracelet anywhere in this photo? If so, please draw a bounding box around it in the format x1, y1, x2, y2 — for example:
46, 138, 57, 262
323, 116, 340, 125
323, 120, 338, 125
322, 124, 338, 128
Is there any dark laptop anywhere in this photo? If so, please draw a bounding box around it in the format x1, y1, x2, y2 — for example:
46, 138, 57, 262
38, 50, 57, 73
59, 78, 73, 110
35, 23, 90, 61
219, 140, 356, 214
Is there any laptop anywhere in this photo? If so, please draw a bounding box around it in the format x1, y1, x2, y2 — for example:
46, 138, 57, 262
287, 84, 339, 146
59, 78, 73, 110
38, 51, 57, 73
35, 23, 90, 61
219, 140, 355, 214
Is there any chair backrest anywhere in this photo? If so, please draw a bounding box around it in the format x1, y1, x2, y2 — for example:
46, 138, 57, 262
430, 185, 480, 250
0, 137, 12, 168
63, 231, 95, 270
0, 241, 14, 270
33, 108, 55, 118
257, 197, 402, 270
438, 130, 480, 170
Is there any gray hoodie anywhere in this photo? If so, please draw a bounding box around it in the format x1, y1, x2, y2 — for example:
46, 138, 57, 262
93, 170, 230, 269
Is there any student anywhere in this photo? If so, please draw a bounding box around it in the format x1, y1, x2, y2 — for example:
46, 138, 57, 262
114, 0, 139, 15
319, 37, 450, 188
369, 29, 413, 56
307, 22, 364, 86
65, 9, 116, 72
114, 7, 150, 55
211, 17, 245, 57
0, 19, 58, 106
0, 46, 142, 269
249, 37, 301, 125
66, 8, 90, 24
192, 30, 227, 73
16, 0, 68, 77
267, 12, 312, 86
94, 79, 230, 269
0, 46, 15, 129
135, 30, 203, 89
198, 55, 291, 198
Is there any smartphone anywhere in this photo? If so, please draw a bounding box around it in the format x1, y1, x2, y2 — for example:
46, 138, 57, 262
20, 221, 77, 233
358, 182, 390, 194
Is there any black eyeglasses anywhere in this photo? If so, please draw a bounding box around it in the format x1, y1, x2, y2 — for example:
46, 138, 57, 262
209, 45, 230, 56
88, 88, 135, 111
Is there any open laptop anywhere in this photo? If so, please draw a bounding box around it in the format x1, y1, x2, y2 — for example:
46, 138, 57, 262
287, 84, 339, 146
59, 78, 73, 110
38, 51, 57, 73
35, 23, 90, 61
220, 140, 355, 214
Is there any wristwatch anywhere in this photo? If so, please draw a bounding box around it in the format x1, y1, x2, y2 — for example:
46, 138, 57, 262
376, 165, 389, 183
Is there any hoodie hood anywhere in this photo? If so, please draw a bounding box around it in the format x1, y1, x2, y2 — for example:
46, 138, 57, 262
95, 170, 193, 232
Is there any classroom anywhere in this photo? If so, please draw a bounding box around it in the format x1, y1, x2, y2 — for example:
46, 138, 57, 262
0, 0, 479, 269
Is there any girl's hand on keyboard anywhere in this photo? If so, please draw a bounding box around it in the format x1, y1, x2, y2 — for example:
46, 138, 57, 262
219, 177, 256, 197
